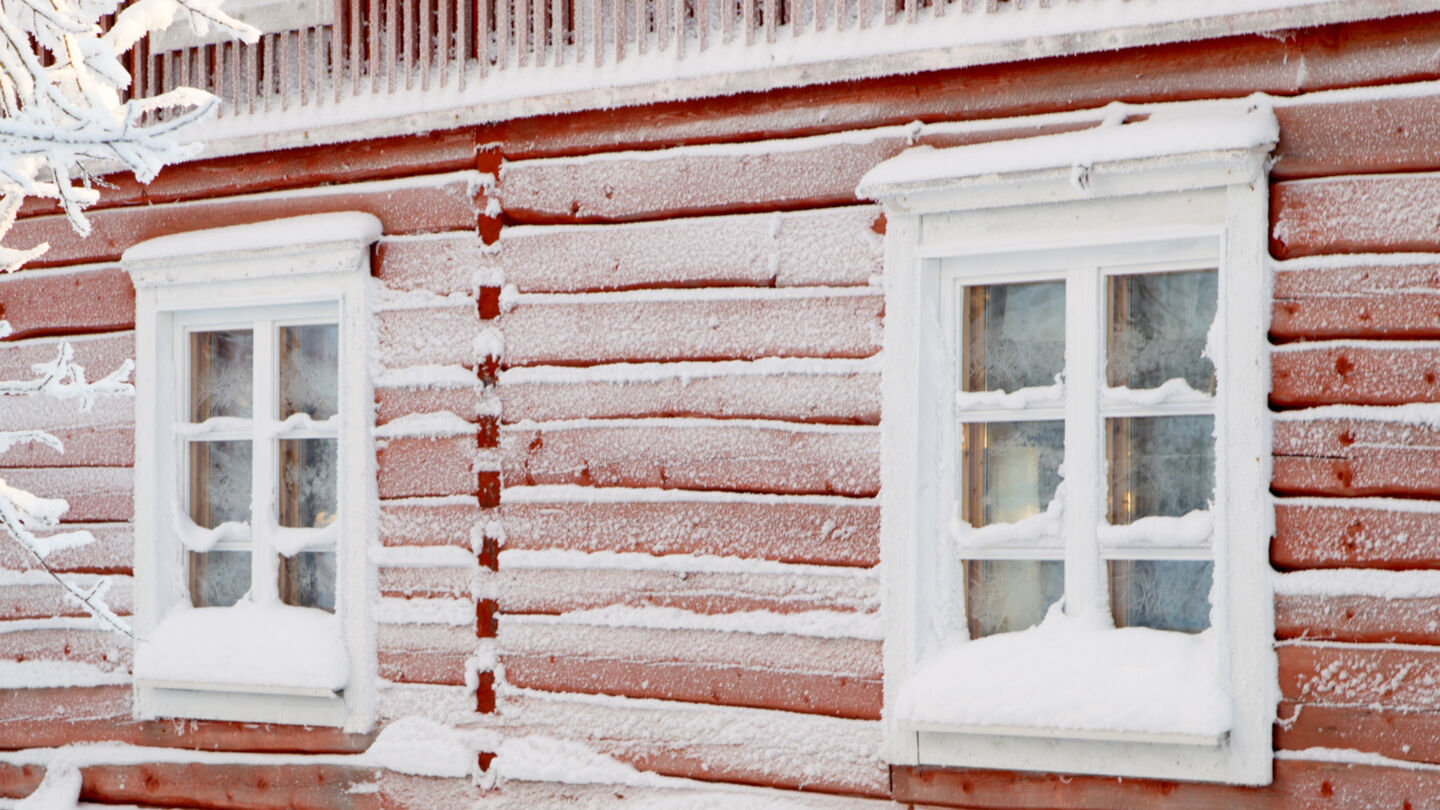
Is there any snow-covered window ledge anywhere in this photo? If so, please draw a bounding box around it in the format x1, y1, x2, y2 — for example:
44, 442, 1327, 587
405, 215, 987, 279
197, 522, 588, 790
123, 213, 380, 732
859, 100, 1277, 785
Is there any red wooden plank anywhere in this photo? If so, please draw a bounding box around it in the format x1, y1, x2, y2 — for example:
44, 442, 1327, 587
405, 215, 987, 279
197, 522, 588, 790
0, 333, 132, 386
0, 267, 134, 341
0, 467, 132, 522
77, 763, 379, 809
377, 625, 472, 685
1280, 642, 1440, 711
1273, 345, 1440, 408
500, 206, 882, 292
379, 500, 479, 548
501, 499, 879, 565
0, 425, 133, 468
1277, 593, 1440, 645
1276, 703, 1440, 766
375, 235, 495, 295
377, 435, 477, 499
1271, 264, 1440, 342
0, 523, 133, 575
0, 580, 133, 620
1273, 419, 1440, 499
10, 178, 477, 269
376, 306, 480, 369
499, 566, 878, 616
0, 627, 130, 669
501, 295, 883, 366
1274, 96, 1440, 180
1274, 502, 1440, 570
376, 386, 481, 426
499, 138, 909, 223
500, 423, 878, 496
1272, 175, 1440, 260
499, 371, 881, 424
504, 653, 881, 719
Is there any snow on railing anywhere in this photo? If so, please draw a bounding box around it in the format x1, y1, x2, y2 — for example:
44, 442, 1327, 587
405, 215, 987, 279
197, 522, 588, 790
116, 0, 1386, 142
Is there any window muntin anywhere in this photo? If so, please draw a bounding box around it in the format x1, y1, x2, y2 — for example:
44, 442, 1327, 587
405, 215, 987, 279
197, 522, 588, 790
180, 307, 339, 613
948, 247, 1218, 640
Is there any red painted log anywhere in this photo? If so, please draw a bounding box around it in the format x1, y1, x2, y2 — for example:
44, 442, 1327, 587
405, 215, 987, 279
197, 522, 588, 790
378, 500, 478, 548
0, 267, 134, 341
0, 425, 133, 468
1274, 96, 1440, 180
1276, 703, 1440, 766
1276, 593, 1440, 645
375, 235, 495, 295
376, 305, 481, 369
1273, 419, 1440, 499
376, 386, 482, 426
500, 498, 879, 566
1274, 502, 1440, 570
501, 294, 883, 367
0, 627, 130, 670
0, 468, 132, 522
1279, 642, 1440, 711
1271, 263, 1440, 342
1273, 344, 1440, 408
498, 566, 877, 616
377, 436, 476, 499
500, 423, 879, 496
1272, 175, 1440, 259
377, 625, 472, 686
0, 523, 132, 574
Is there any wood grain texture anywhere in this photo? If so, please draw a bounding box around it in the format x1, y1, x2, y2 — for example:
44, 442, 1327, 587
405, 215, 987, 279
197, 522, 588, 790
1273, 344, 1440, 408
1272, 263, 1440, 341
1273, 419, 1440, 499
0, 267, 134, 341
1277, 593, 1440, 645
1273, 502, 1440, 570
377, 436, 477, 499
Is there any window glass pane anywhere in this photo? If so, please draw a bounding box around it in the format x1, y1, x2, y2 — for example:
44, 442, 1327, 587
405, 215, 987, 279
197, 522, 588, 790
279, 439, 337, 529
1108, 415, 1214, 524
965, 559, 1064, 638
1110, 559, 1213, 633
963, 420, 1064, 528
1107, 270, 1217, 393
188, 440, 252, 527
190, 329, 253, 420
280, 324, 339, 419
963, 281, 1065, 393
280, 551, 336, 613
189, 550, 251, 608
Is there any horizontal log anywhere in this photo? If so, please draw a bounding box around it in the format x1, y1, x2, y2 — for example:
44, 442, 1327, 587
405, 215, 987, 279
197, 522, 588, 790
1273, 418, 1440, 499
376, 306, 482, 370
0, 626, 131, 670
75, 763, 378, 809
377, 436, 477, 500
501, 206, 882, 292
500, 136, 908, 223
0, 267, 134, 341
0, 424, 133, 468
0, 467, 132, 522
379, 500, 479, 548
375, 235, 496, 295
374, 771, 482, 810
0, 333, 133, 389
377, 624, 474, 686
1276, 703, 1440, 766
1280, 642, 1440, 711
1272, 263, 1440, 341
1273, 344, 1440, 408
376, 386, 483, 426
895, 757, 1440, 809
501, 423, 878, 496
498, 566, 877, 616
1274, 502, 1440, 570
1274, 96, 1440, 180
500, 498, 878, 566
379, 565, 476, 599
497, 690, 887, 796
500, 370, 880, 424
498, 781, 890, 808
0, 686, 373, 752
0, 523, 132, 574
0, 577, 133, 621
11, 176, 477, 269
1276, 593, 1440, 645
501, 294, 883, 367
1272, 175, 1440, 259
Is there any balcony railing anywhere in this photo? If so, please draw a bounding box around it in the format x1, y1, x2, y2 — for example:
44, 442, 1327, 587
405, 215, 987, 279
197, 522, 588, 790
121, 0, 1401, 147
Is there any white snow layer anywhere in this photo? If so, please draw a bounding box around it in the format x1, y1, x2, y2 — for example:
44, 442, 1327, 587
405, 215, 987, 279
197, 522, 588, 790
858, 99, 1278, 195
122, 212, 383, 263
134, 603, 348, 690
1274, 569, 1440, 599
509, 604, 883, 640
896, 610, 1230, 737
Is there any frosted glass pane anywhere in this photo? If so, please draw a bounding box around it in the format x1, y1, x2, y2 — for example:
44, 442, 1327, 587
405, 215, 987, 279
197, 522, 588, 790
963, 420, 1064, 527
279, 439, 337, 529
963, 281, 1065, 392
1107, 270, 1217, 393
188, 440, 252, 528
965, 559, 1064, 638
280, 324, 339, 419
189, 550, 250, 608
1108, 416, 1214, 523
190, 330, 253, 420
1110, 559, 1212, 633
280, 551, 336, 613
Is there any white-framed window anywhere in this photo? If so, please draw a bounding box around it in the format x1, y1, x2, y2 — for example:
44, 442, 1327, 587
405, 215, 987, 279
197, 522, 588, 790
123, 212, 380, 732
859, 102, 1277, 784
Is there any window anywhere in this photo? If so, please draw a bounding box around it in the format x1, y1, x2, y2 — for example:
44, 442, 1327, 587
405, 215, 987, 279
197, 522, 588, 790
124, 212, 380, 731
859, 102, 1276, 784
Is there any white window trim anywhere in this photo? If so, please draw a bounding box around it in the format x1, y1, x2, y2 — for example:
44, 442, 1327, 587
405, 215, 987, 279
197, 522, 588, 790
859, 102, 1277, 785
124, 212, 381, 733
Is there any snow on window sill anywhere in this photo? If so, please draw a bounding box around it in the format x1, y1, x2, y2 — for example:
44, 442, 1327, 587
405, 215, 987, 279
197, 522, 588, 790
134, 601, 349, 694
894, 610, 1231, 743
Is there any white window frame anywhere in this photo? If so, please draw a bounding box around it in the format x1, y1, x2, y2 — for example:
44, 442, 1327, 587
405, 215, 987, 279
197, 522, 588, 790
124, 212, 381, 732
860, 103, 1276, 785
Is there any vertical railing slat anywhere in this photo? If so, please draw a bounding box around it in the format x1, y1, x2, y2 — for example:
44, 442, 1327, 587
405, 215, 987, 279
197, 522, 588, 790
534, 0, 546, 65
743, 0, 753, 44
297, 28, 308, 106
421, 0, 433, 90
518, 0, 529, 66
554, 0, 565, 65
439, 0, 452, 84
765, 0, 776, 40
403, 0, 415, 89
370, 0, 382, 91
697, 0, 707, 51
349, 0, 362, 95
479, 0, 492, 76
614, 0, 624, 63
592, 0, 603, 66
386, 0, 399, 91
498, 0, 510, 70
457, 0, 468, 88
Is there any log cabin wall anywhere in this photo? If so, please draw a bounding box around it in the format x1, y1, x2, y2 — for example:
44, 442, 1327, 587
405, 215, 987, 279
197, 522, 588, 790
7, 9, 1440, 808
